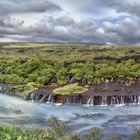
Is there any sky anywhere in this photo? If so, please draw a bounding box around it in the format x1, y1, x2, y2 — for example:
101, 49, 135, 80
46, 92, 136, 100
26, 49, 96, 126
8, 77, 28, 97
0, 0, 140, 44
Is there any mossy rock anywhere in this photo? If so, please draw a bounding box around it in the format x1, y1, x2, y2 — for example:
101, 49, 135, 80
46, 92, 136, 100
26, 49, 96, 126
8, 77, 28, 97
9, 82, 38, 98
53, 83, 89, 95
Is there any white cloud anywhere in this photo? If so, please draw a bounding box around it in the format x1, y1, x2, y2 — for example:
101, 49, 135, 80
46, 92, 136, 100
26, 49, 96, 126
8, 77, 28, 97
96, 28, 104, 34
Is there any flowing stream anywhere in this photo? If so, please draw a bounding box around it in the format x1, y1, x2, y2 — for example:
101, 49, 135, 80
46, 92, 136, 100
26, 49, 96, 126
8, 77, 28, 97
0, 93, 140, 139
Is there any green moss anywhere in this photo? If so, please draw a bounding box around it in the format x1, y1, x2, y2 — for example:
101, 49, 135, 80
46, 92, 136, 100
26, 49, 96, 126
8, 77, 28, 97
53, 83, 89, 95
9, 82, 38, 98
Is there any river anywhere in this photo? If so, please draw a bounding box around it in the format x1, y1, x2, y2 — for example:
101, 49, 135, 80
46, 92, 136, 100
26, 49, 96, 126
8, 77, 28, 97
0, 93, 140, 139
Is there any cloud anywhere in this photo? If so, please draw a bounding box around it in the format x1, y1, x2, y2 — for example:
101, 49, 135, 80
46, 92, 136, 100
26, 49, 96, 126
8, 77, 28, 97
0, 0, 61, 15
102, 17, 140, 44
48, 16, 75, 26
0, 0, 140, 44
53, 0, 122, 18
1, 15, 140, 45
110, 0, 140, 17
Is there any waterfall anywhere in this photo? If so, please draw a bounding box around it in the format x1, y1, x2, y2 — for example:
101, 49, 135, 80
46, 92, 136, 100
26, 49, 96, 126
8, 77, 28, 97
0, 86, 7, 94
101, 96, 107, 106
39, 96, 45, 103
111, 96, 116, 105
47, 94, 52, 103
72, 96, 76, 104
51, 96, 54, 103
130, 95, 136, 104
30, 92, 35, 102
36, 93, 38, 101
134, 96, 137, 104
0, 86, 2, 91
116, 97, 119, 104
0, 86, 3, 93
70, 96, 73, 104
120, 96, 125, 104
66, 97, 70, 104
87, 95, 94, 106
30, 92, 39, 102
138, 96, 140, 104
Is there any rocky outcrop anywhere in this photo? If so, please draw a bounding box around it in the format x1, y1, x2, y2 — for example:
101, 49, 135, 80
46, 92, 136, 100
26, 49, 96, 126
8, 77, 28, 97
63, 54, 140, 68
94, 54, 140, 63
46, 76, 57, 85
64, 59, 86, 67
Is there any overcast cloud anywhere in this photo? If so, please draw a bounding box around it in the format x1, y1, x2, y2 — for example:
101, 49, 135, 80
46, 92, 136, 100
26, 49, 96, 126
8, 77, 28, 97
0, 0, 140, 44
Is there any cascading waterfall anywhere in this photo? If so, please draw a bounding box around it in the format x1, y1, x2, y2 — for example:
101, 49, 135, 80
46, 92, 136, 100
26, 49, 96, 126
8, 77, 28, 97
133, 95, 137, 104
0, 86, 2, 91
0, 84, 140, 106
0, 86, 7, 94
71, 96, 75, 104
0, 86, 2, 93
87, 95, 94, 105
66, 97, 70, 104
36, 92, 38, 101
30, 92, 38, 102
72, 96, 76, 104
101, 96, 107, 106
39, 96, 45, 103
130, 95, 134, 104
112, 96, 123, 105
111, 96, 116, 105
1, 84, 140, 106
47, 94, 52, 103
138, 96, 140, 104
51, 96, 54, 103
116, 97, 119, 104
30, 93, 34, 102
120, 96, 124, 104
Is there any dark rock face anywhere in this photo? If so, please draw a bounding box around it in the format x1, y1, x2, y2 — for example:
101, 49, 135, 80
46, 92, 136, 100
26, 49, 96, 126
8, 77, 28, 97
27, 81, 140, 105
89, 81, 140, 96
49, 76, 57, 83
44, 76, 58, 85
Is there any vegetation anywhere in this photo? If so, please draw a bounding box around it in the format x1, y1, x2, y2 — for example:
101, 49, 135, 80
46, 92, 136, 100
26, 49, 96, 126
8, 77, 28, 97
8, 82, 38, 98
0, 117, 79, 140
0, 43, 140, 96
53, 83, 88, 95
0, 117, 140, 140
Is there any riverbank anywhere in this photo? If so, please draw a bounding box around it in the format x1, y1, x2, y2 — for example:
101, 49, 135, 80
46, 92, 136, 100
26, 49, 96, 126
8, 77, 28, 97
1, 79, 140, 105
